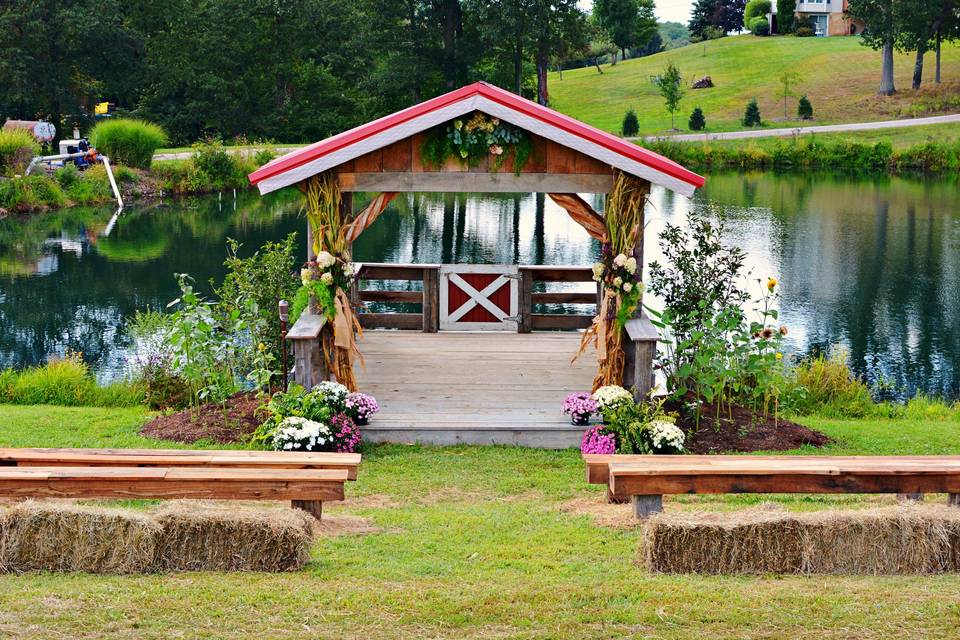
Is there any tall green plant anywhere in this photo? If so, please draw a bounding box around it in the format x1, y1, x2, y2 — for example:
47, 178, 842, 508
89, 119, 167, 169
655, 63, 685, 130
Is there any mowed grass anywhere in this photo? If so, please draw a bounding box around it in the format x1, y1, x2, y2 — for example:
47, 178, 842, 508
1, 404, 960, 638
550, 35, 960, 135
694, 121, 960, 150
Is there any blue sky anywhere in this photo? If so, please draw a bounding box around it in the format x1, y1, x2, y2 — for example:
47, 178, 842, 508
579, 0, 693, 25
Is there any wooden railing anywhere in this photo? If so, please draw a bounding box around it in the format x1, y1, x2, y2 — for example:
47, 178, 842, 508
351, 263, 598, 333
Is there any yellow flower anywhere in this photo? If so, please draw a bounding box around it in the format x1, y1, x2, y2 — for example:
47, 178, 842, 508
767, 277, 778, 291
775, 352, 783, 360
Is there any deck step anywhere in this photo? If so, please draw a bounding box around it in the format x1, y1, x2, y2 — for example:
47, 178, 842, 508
363, 424, 584, 448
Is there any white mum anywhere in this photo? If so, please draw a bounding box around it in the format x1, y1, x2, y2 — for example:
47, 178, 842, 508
592, 385, 632, 409
273, 416, 331, 452
317, 251, 337, 268
649, 420, 685, 451
613, 253, 628, 267
315, 380, 349, 405
320, 272, 334, 285
624, 257, 638, 274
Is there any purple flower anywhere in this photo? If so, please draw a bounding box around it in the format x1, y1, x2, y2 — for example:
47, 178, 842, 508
329, 412, 362, 453
562, 392, 598, 418
345, 392, 379, 420
581, 425, 616, 455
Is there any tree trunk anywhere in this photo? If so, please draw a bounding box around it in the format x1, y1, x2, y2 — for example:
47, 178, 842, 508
593, 57, 603, 74
514, 44, 523, 95
621, 48, 627, 62
936, 30, 942, 84
912, 48, 925, 90
536, 52, 549, 106
441, 0, 459, 90
879, 40, 896, 95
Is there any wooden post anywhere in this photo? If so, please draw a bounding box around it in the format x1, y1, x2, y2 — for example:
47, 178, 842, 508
289, 312, 327, 390
632, 494, 663, 518
949, 494, 960, 507
422, 266, 439, 333
518, 268, 533, 334
897, 493, 924, 503
623, 314, 658, 400
291, 500, 323, 521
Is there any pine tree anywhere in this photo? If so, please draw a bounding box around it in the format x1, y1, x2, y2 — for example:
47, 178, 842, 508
689, 107, 706, 130
688, 0, 718, 39
743, 98, 762, 127
797, 95, 813, 120
621, 109, 640, 136
776, 0, 795, 33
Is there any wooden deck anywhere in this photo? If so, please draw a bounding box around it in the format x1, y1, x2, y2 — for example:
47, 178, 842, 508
355, 331, 595, 448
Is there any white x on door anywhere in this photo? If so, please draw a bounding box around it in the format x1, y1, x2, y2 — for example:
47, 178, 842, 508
439, 265, 519, 331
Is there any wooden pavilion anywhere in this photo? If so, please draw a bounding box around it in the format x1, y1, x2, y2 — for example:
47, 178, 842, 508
248, 82, 704, 448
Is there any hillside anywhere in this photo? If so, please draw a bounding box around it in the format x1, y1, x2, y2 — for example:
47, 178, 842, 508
549, 36, 960, 135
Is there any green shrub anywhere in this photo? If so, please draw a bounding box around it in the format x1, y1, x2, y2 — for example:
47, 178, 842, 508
0, 129, 40, 176
688, 107, 706, 131
788, 350, 875, 418
0, 175, 67, 211
743, 0, 771, 28
253, 148, 277, 167
192, 139, 236, 183
742, 99, 762, 127
795, 26, 814, 37
0, 356, 144, 407
89, 119, 167, 169
797, 95, 813, 119
776, 0, 795, 32
750, 17, 770, 35
621, 109, 640, 137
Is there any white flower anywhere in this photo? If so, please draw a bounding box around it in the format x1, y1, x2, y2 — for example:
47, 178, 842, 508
613, 276, 623, 288
274, 416, 332, 452
592, 262, 605, 277
315, 381, 349, 405
300, 268, 313, 286
343, 263, 354, 277
649, 420, 685, 452
489, 144, 504, 156
320, 272, 334, 285
622, 282, 633, 293
592, 385, 632, 410
317, 251, 336, 268
613, 253, 628, 267
624, 257, 638, 274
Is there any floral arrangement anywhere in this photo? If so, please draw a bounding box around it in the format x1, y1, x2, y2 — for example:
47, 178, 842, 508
591, 385, 633, 412
592, 247, 642, 327
580, 425, 616, 455
291, 249, 356, 325
253, 382, 365, 453
648, 420, 685, 452
562, 392, 598, 425
345, 392, 379, 424
420, 112, 533, 175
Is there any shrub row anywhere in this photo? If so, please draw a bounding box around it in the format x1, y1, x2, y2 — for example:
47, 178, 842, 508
0, 130, 40, 176
0, 357, 144, 407
0, 165, 137, 212
647, 138, 960, 173
151, 140, 260, 194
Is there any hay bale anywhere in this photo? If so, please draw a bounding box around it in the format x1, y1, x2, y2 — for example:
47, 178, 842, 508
0, 500, 159, 574
642, 504, 960, 575
640, 505, 804, 574
152, 501, 314, 572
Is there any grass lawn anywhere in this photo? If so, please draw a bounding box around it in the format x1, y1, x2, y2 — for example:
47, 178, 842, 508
1, 404, 960, 638
550, 35, 960, 136
678, 121, 960, 151
155, 144, 304, 155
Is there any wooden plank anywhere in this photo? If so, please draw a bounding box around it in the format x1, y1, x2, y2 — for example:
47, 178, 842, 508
575, 153, 612, 175
288, 312, 326, 339
518, 269, 533, 334
422, 267, 439, 333
336, 172, 614, 194
520, 266, 594, 282
0, 479, 345, 502
354, 148, 382, 173
359, 290, 424, 303
530, 314, 593, 330
359, 312, 423, 330
381, 138, 412, 172
532, 292, 596, 304
545, 140, 577, 174
359, 265, 432, 280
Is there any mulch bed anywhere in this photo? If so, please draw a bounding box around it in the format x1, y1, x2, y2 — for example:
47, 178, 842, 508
672, 402, 831, 454
140, 392, 265, 444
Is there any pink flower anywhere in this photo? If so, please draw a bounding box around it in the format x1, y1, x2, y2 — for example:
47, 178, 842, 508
489, 144, 504, 156
562, 392, 598, 417
581, 425, 616, 455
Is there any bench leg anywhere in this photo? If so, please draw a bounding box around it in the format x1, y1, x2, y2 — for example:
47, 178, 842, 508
632, 494, 663, 519
949, 494, 960, 508
608, 488, 629, 504
897, 493, 924, 503
291, 500, 323, 520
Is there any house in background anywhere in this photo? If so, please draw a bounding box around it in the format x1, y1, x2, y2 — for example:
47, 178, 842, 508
772, 0, 865, 36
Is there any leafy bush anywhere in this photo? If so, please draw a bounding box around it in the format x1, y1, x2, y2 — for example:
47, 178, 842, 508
253, 148, 277, 167
787, 349, 874, 418
797, 95, 813, 119
253, 382, 363, 452
151, 152, 256, 194
688, 107, 706, 131
621, 109, 640, 137
743, 0, 771, 28
585, 389, 683, 454
0, 175, 67, 211
742, 99, 762, 127
126, 310, 192, 409
192, 139, 235, 183
750, 17, 770, 35
0, 355, 144, 407
776, 0, 796, 32
0, 129, 40, 176
89, 119, 167, 169
795, 26, 814, 37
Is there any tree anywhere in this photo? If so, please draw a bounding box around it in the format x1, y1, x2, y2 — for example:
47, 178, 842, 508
776, 70, 801, 119
743, 0, 771, 30
936, 2, 960, 83
656, 63, 684, 130
586, 33, 618, 73
530, 0, 588, 105
897, 0, 956, 89
776, 0, 795, 33
848, 0, 902, 95
713, 0, 747, 33
659, 22, 692, 48
742, 98, 761, 126
689, 0, 718, 39
594, 0, 657, 61
621, 109, 639, 136
797, 95, 813, 119
689, 106, 706, 130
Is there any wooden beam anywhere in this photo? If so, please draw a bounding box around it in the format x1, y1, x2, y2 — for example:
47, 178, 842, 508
358, 312, 423, 330
530, 314, 593, 330
336, 172, 613, 194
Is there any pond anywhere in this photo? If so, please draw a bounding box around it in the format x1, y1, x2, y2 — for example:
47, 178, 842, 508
1, 172, 958, 400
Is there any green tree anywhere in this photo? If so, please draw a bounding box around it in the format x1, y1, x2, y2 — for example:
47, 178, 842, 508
777, 70, 801, 119
688, 0, 718, 39
797, 95, 813, 119
688, 106, 706, 130
742, 98, 761, 126
896, 0, 956, 89
776, 0, 795, 33
656, 63, 684, 130
621, 109, 640, 136
530, 0, 588, 105
594, 0, 657, 61
848, 0, 904, 95
743, 0, 771, 29
659, 22, 692, 48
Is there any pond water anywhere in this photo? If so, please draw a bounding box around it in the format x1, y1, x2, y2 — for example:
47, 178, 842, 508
1, 172, 958, 399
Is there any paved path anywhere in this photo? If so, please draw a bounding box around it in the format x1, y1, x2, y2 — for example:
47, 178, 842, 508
153, 145, 303, 161
638, 113, 960, 143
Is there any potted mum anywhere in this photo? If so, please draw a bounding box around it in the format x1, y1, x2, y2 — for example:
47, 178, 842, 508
562, 392, 598, 426
345, 392, 379, 426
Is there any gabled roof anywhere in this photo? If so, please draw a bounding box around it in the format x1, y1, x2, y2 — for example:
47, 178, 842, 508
248, 81, 705, 197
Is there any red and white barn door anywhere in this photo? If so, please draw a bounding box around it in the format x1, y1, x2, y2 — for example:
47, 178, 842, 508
439, 265, 520, 331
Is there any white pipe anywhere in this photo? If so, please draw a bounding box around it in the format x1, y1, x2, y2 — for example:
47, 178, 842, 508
25, 151, 122, 208
99, 155, 123, 210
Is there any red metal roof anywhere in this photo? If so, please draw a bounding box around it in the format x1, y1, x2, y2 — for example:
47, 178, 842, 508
248, 81, 704, 192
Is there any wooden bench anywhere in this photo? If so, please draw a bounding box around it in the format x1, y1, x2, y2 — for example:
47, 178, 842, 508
0, 448, 362, 520
584, 454, 960, 518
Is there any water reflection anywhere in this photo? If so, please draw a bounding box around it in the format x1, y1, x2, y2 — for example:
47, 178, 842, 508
0, 172, 957, 398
